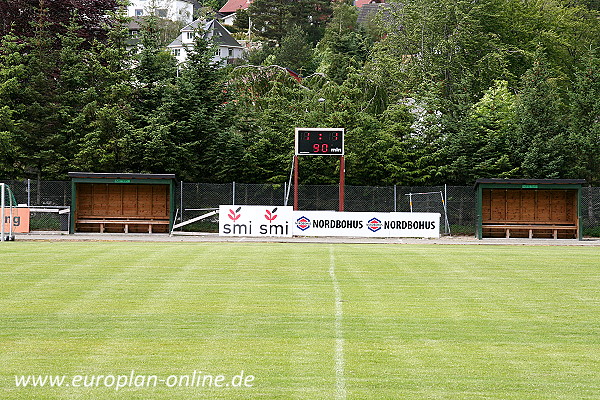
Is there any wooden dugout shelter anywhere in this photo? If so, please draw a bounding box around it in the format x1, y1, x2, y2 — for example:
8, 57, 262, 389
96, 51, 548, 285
69, 172, 176, 234
475, 179, 586, 240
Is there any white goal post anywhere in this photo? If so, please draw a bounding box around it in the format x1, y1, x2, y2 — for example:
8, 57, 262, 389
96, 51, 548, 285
405, 190, 451, 235
1, 183, 16, 242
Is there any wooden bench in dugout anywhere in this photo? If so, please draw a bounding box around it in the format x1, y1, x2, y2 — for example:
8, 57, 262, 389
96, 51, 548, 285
481, 222, 578, 239
75, 217, 170, 233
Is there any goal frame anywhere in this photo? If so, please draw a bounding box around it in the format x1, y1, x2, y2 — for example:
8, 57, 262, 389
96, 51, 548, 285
1, 183, 15, 241
405, 190, 451, 235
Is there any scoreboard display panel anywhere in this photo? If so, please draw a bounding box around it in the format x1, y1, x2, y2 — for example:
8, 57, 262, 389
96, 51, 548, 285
295, 128, 344, 156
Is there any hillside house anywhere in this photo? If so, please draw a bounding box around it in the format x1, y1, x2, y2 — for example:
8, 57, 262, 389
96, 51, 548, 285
167, 19, 245, 65
127, 0, 199, 23
219, 0, 252, 25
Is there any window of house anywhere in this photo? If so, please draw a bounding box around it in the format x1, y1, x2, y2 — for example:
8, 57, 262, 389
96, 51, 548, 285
156, 9, 167, 18
228, 48, 233, 58
130, 30, 139, 38
135, 9, 143, 16
186, 32, 194, 40
172, 49, 181, 57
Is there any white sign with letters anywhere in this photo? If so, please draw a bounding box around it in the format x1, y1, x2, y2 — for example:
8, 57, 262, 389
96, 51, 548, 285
219, 205, 294, 237
292, 211, 440, 238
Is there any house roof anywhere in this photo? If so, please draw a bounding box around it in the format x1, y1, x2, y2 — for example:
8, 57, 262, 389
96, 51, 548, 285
207, 19, 243, 47
167, 35, 183, 48
355, 0, 384, 7
168, 19, 243, 49
181, 19, 204, 31
219, 0, 252, 14
68, 172, 176, 180
357, 2, 392, 25
127, 18, 141, 30
475, 179, 587, 187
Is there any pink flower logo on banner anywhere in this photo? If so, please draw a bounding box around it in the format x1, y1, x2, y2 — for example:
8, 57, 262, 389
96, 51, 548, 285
264, 208, 278, 222
228, 207, 242, 221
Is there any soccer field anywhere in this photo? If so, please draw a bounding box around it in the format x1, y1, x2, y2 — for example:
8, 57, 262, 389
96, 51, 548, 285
1, 242, 599, 399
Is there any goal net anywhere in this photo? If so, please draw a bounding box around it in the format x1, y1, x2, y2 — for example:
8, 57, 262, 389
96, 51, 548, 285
405, 191, 451, 235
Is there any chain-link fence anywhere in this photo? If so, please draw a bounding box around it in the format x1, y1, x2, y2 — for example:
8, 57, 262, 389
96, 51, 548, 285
2, 179, 599, 236
2, 180, 71, 232
582, 186, 600, 236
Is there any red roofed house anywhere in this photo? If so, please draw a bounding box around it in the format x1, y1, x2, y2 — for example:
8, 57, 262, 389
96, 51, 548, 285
219, 0, 253, 25
354, 0, 385, 6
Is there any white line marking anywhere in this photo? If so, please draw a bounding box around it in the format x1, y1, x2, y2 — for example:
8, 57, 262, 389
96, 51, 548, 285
329, 246, 346, 400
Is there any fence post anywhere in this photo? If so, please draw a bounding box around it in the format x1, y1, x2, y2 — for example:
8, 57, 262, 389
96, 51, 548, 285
36, 177, 41, 206
232, 181, 235, 205
27, 179, 31, 207
394, 185, 397, 212
180, 180, 184, 223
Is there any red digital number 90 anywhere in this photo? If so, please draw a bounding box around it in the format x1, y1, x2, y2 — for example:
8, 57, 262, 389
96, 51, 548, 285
312, 144, 329, 153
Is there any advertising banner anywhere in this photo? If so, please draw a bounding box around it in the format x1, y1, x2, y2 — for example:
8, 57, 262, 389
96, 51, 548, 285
219, 205, 294, 237
2, 207, 30, 233
293, 211, 440, 238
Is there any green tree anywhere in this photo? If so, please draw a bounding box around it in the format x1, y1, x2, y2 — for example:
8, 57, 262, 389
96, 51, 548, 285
513, 48, 571, 178
272, 25, 315, 75
315, 4, 373, 84
3, 6, 67, 180
248, 0, 332, 44
56, 16, 103, 170
0, 34, 28, 179
0, 106, 16, 177
0, 0, 121, 44
137, 33, 229, 180
443, 81, 519, 184
73, 7, 136, 172
568, 49, 600, 183
132, 13, 178, 120
368, 0, 599, 111
369, 0, 497, 105
225, 64, 394, 184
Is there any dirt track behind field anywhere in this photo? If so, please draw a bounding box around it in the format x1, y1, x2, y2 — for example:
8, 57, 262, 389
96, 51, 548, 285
11, 232, 600, 246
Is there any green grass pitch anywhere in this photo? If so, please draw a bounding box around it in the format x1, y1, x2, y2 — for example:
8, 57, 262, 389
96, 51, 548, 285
1, 242, 600, 399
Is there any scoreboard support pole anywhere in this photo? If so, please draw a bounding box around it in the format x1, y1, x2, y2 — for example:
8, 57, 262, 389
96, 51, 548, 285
339, 156, 345, 212
293, 155, 299, 211
293, 155, 345, 212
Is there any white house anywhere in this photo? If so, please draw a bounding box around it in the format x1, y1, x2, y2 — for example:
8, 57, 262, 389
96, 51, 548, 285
218, 0, 252, 26
127, 0, 198, 23
167, 19, 245, 65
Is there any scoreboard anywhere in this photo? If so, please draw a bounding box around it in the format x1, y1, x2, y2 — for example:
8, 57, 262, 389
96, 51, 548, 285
295, 128, 344, 156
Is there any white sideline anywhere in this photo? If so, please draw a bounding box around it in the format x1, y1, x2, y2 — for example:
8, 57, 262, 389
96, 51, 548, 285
329, 246, 346, 400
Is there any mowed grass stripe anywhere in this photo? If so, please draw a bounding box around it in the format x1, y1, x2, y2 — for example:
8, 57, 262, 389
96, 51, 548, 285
332, 245, 600, 399
329, 246, 347, 400
1, 243, 339, 399
1, 242, 600, 399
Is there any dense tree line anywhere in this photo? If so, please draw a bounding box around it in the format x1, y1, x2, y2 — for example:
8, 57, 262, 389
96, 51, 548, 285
0, 0, 599, 185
